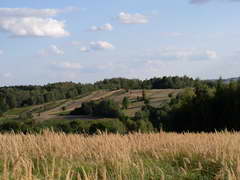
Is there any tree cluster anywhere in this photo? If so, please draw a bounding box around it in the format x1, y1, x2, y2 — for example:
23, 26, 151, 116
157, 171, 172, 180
1, 76, 202, 116
1, 80, 240, 134
142, 76, 197, 89
147, 80, 240, 132
0, 82, 96, 115
70, 99, 123, 118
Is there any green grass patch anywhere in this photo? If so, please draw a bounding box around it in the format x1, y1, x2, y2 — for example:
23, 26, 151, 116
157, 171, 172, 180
33, 100, 68, 113
57, 110, 71, 116
72, 92, 93, 100
0, 117, 19, 124
4, 106, 32, 116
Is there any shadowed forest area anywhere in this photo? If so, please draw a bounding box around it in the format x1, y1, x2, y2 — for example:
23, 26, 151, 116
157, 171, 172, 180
0, 76, 239, 134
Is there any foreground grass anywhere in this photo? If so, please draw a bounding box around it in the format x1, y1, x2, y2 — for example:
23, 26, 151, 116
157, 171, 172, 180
0, 131, 239, 179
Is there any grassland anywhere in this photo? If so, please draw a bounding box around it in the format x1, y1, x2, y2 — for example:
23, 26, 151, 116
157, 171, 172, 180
4, 106, 32, 116
48, 89, 179, 120
0, 131, 239, 179
2, 89, 179, 124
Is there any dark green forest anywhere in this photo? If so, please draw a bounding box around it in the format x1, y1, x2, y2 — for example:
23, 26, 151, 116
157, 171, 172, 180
0, 76, 239, 134
0, 76, 199, 115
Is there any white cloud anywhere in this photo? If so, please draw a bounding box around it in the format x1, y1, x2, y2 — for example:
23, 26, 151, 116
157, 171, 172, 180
117, 12, 149, 24
0, 50, 3, 55
89, 23, 113, 32
80, 41, 114, 52
0, 8, 59, 17
50, 45, 64, 55
90, 41, 114, 50
0, 7, 78, 17
0, 17, 69, 38
52, 61, 82, 70
39, 45, 64, 56
0, 8, 71, 38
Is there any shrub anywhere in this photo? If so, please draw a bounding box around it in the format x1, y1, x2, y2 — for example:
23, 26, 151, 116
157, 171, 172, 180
71, 100, 122, 118
89, 120, 126, 134
0, 121, 22, 132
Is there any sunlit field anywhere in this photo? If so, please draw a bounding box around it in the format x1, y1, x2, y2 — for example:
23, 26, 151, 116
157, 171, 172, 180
0, 131, 239, 180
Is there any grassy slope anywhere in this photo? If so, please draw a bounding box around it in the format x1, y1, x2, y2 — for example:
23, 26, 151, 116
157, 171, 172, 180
53, 89, 179, 120
1, 89, 180, 123
106, 89, 180, 117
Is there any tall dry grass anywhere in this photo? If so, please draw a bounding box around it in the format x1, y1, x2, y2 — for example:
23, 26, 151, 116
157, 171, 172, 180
0, 131, 240, 179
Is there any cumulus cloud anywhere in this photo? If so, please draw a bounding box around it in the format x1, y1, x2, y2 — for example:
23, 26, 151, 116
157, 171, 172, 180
117, 12, 149, 24
51, 61, 82, 70
80, 41, 114, 52
89, 23, 113, 32
49, 45, 64, 55
144, 48, 218, 61
190, 0, 240, 4
0, 8, 59, 17
89, 41, 114, 50
0, 7, 77, 17
0, 17, 69, 38
39, 45, 64, 56
0, 8, 70, 38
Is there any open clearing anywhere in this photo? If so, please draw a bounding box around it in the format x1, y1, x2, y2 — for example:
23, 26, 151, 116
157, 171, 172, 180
0, 131, 239, 179
3, 89, 180, 122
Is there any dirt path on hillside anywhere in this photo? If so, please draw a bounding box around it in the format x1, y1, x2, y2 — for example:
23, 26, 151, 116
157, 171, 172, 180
33, 89, 180, 122
34, 89, 125, 122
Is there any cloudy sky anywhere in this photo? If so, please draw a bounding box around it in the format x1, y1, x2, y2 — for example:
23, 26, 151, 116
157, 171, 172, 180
0, 0, 240, 86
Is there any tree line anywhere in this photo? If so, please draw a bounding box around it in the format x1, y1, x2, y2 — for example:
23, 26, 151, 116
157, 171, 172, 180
0, 76, 201, 115
68, 79, 240, 133
1, 79, 240, 133
138, 80, 240, 132
0, 82, 95, 115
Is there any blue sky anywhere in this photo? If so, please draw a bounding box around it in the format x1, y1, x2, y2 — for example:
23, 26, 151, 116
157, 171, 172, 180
0, 0, 240, 86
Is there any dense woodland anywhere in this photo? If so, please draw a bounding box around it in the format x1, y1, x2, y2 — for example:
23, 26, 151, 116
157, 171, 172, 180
161, 80, 240, 132
0, 76, 239, 134
0, 76, 199, 115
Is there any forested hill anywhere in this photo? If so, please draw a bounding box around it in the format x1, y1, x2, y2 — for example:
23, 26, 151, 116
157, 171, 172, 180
223, 77, 240, 83
0, 76, 211, 115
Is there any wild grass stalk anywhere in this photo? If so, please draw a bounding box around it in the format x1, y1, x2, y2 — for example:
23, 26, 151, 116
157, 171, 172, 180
0, 131, 239, 179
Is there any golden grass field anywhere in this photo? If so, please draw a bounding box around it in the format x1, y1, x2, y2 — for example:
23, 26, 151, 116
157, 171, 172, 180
0, 131, 240, 180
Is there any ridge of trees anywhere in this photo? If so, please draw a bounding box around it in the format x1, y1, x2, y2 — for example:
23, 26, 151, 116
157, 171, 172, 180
70, 99, 122, 118
1, 80, 240, 133
0, 76, 203, 115
69, 79, 240, 133
141, 80, 240, 132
